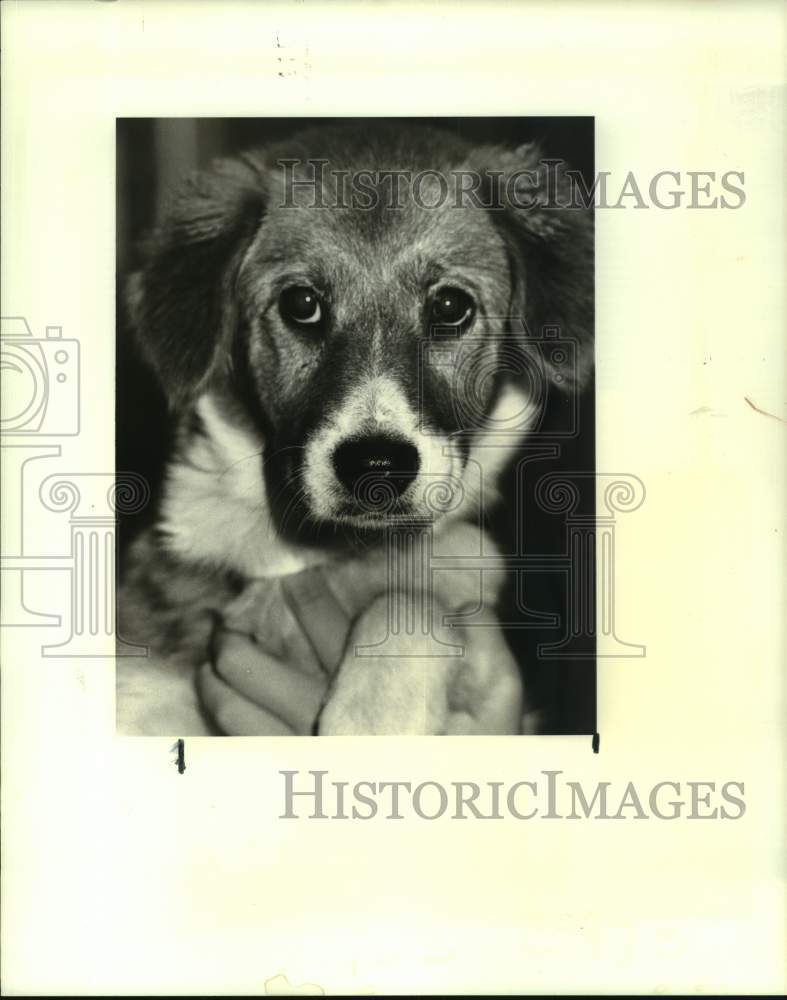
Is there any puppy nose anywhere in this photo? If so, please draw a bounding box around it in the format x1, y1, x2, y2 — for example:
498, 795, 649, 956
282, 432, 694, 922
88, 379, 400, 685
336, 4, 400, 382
333, 434, 420, 498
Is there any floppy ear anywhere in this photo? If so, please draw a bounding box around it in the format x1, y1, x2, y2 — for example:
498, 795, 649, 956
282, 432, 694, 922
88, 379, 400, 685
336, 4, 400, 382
474, 143, 594, 391
126, 155, 266, 406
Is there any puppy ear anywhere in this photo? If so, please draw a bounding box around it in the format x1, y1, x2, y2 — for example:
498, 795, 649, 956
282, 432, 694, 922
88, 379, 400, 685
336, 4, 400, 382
475, 143, 594, 391
127, 155, 266, 406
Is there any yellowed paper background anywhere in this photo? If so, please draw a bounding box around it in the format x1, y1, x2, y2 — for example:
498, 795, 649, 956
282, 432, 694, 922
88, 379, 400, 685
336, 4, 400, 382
2, 0, 785, 994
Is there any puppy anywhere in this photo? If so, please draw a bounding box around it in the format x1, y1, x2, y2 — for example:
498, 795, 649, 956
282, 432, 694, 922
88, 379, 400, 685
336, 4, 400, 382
117, 123, 593, 735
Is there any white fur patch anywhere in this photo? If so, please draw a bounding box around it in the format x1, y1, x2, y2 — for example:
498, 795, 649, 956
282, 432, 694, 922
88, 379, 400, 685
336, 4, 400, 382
160, 394, 327, 578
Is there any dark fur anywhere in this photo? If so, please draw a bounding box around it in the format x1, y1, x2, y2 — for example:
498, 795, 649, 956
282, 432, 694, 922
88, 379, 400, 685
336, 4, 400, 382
130, 125, 592, 406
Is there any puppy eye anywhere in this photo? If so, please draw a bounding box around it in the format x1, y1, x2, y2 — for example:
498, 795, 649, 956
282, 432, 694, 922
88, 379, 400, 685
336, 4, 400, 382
279, 286, 324, 327
429, 287, 475, 330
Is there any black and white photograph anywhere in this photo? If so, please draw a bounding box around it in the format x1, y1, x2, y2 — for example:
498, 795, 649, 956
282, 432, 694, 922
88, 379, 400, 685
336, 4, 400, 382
116, 117, 597, 736
3, 1, 785, 995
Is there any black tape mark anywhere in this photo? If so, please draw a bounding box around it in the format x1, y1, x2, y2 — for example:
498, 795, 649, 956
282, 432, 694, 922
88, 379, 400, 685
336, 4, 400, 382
592, 732, 600, 754
175, 738, 186, 774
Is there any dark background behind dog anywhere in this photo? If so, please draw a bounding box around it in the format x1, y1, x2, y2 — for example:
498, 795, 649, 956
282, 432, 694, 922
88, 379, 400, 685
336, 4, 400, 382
116, 117, 595, 735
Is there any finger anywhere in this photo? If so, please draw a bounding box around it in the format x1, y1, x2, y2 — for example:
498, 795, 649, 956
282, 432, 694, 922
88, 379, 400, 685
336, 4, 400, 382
281, 568, 352, 675
279, 617, 325, 679
213, 630, 327, 733
198, 662, 296, 736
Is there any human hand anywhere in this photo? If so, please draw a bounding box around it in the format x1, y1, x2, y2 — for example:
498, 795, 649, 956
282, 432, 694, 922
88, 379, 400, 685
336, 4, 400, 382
198, 523, 524, 735
198, 570, 350, 735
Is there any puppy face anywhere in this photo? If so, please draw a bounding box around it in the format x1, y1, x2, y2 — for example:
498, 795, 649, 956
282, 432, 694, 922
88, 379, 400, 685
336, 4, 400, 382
130, 126, 593, 543
235, 173, 514, 529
